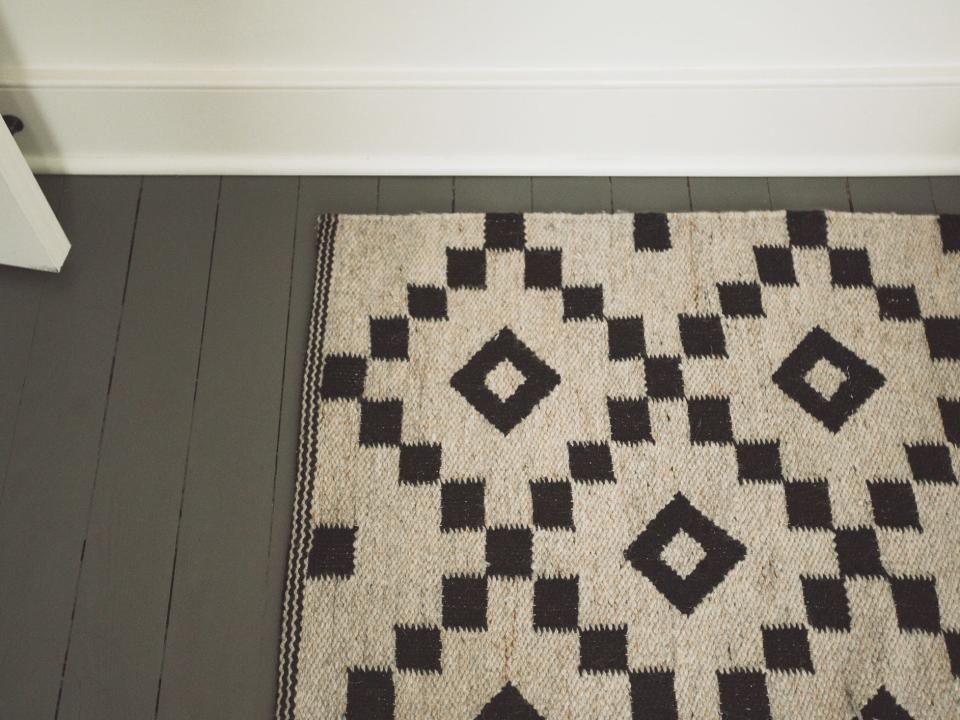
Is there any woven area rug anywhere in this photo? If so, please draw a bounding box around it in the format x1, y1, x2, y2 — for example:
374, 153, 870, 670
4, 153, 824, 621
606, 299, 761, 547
277, 211, 960, 719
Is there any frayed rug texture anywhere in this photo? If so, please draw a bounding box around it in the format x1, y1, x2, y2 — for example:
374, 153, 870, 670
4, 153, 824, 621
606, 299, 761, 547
277, 211, 960, 719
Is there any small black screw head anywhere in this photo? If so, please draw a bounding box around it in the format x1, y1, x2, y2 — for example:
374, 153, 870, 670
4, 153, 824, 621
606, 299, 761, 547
3, 115, 24, 135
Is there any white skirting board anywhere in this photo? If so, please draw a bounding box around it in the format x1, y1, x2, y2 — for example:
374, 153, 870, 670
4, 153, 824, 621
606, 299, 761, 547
2, 67, 960, 175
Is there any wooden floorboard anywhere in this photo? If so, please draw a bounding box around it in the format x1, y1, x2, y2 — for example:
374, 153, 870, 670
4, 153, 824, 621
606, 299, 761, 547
848, 177, 936, 214
532, 177, 612, 212
453, 177, 533, 212
689, 177, 771, 211
611, 177, 690, 212
295, 176, 378, 220
0, 177, 62, 505
930, 176, 960, 213
0, 269, 45, 499
155, 177, 298, 720
0, 176, 141, 720
379, 177, 454, 213
767, 177, 851, 211
56, 177, 220, 720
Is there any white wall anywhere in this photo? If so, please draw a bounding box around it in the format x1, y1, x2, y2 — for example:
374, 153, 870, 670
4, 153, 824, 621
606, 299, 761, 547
1, 0, 959, 175
3, 1, 959, 70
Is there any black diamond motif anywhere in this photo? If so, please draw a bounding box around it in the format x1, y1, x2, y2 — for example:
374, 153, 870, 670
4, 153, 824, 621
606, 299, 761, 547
801, 576, 851, 631
859, 686, 915, 720
346, 668, 394, 720
308, 525, 357, 579
451, 327, 560, 434
475, 683, 545, 720
868, 481, 920, 530
625, 493, 746, 614
761, 625, 814, 673
579, 626, 628, 674
394, 625, 442, 673
716, 671, 772, 720
772, 326, 885, 433
889, 576, 941, 634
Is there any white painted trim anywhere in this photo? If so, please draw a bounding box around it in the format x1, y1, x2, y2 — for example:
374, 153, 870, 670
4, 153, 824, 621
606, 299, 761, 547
3, 65, 960, 89
3, 67, 960, 176
21, 154, 960, 178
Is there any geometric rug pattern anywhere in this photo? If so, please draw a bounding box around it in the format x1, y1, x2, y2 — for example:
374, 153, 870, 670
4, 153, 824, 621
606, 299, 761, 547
277, 211, 960, 719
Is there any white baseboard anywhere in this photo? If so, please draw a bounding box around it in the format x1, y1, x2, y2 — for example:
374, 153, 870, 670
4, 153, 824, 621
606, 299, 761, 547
2, 66, 960, 175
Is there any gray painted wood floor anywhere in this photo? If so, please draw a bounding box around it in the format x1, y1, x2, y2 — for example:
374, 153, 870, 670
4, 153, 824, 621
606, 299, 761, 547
0, 176, 957, 720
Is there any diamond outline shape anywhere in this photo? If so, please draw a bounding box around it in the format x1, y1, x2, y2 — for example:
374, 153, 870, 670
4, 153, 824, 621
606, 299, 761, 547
625, 493, 746, 615
450, 327, 561, 435
772, 326, 885, 433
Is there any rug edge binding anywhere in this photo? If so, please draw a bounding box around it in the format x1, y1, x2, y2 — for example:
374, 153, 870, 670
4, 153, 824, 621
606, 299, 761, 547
276, 213, 339, 720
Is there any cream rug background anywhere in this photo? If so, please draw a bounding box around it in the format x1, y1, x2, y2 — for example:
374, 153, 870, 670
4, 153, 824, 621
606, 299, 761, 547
277, 211, 960, 719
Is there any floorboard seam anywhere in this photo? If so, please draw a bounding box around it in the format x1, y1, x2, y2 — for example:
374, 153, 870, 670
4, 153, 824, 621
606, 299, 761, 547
928, 177, 939, 214
263, 178, 301, 585
685, 177, 693, 211
152, 176, 224, 720
54, 176, 145, 720
844, 178, 855, 212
